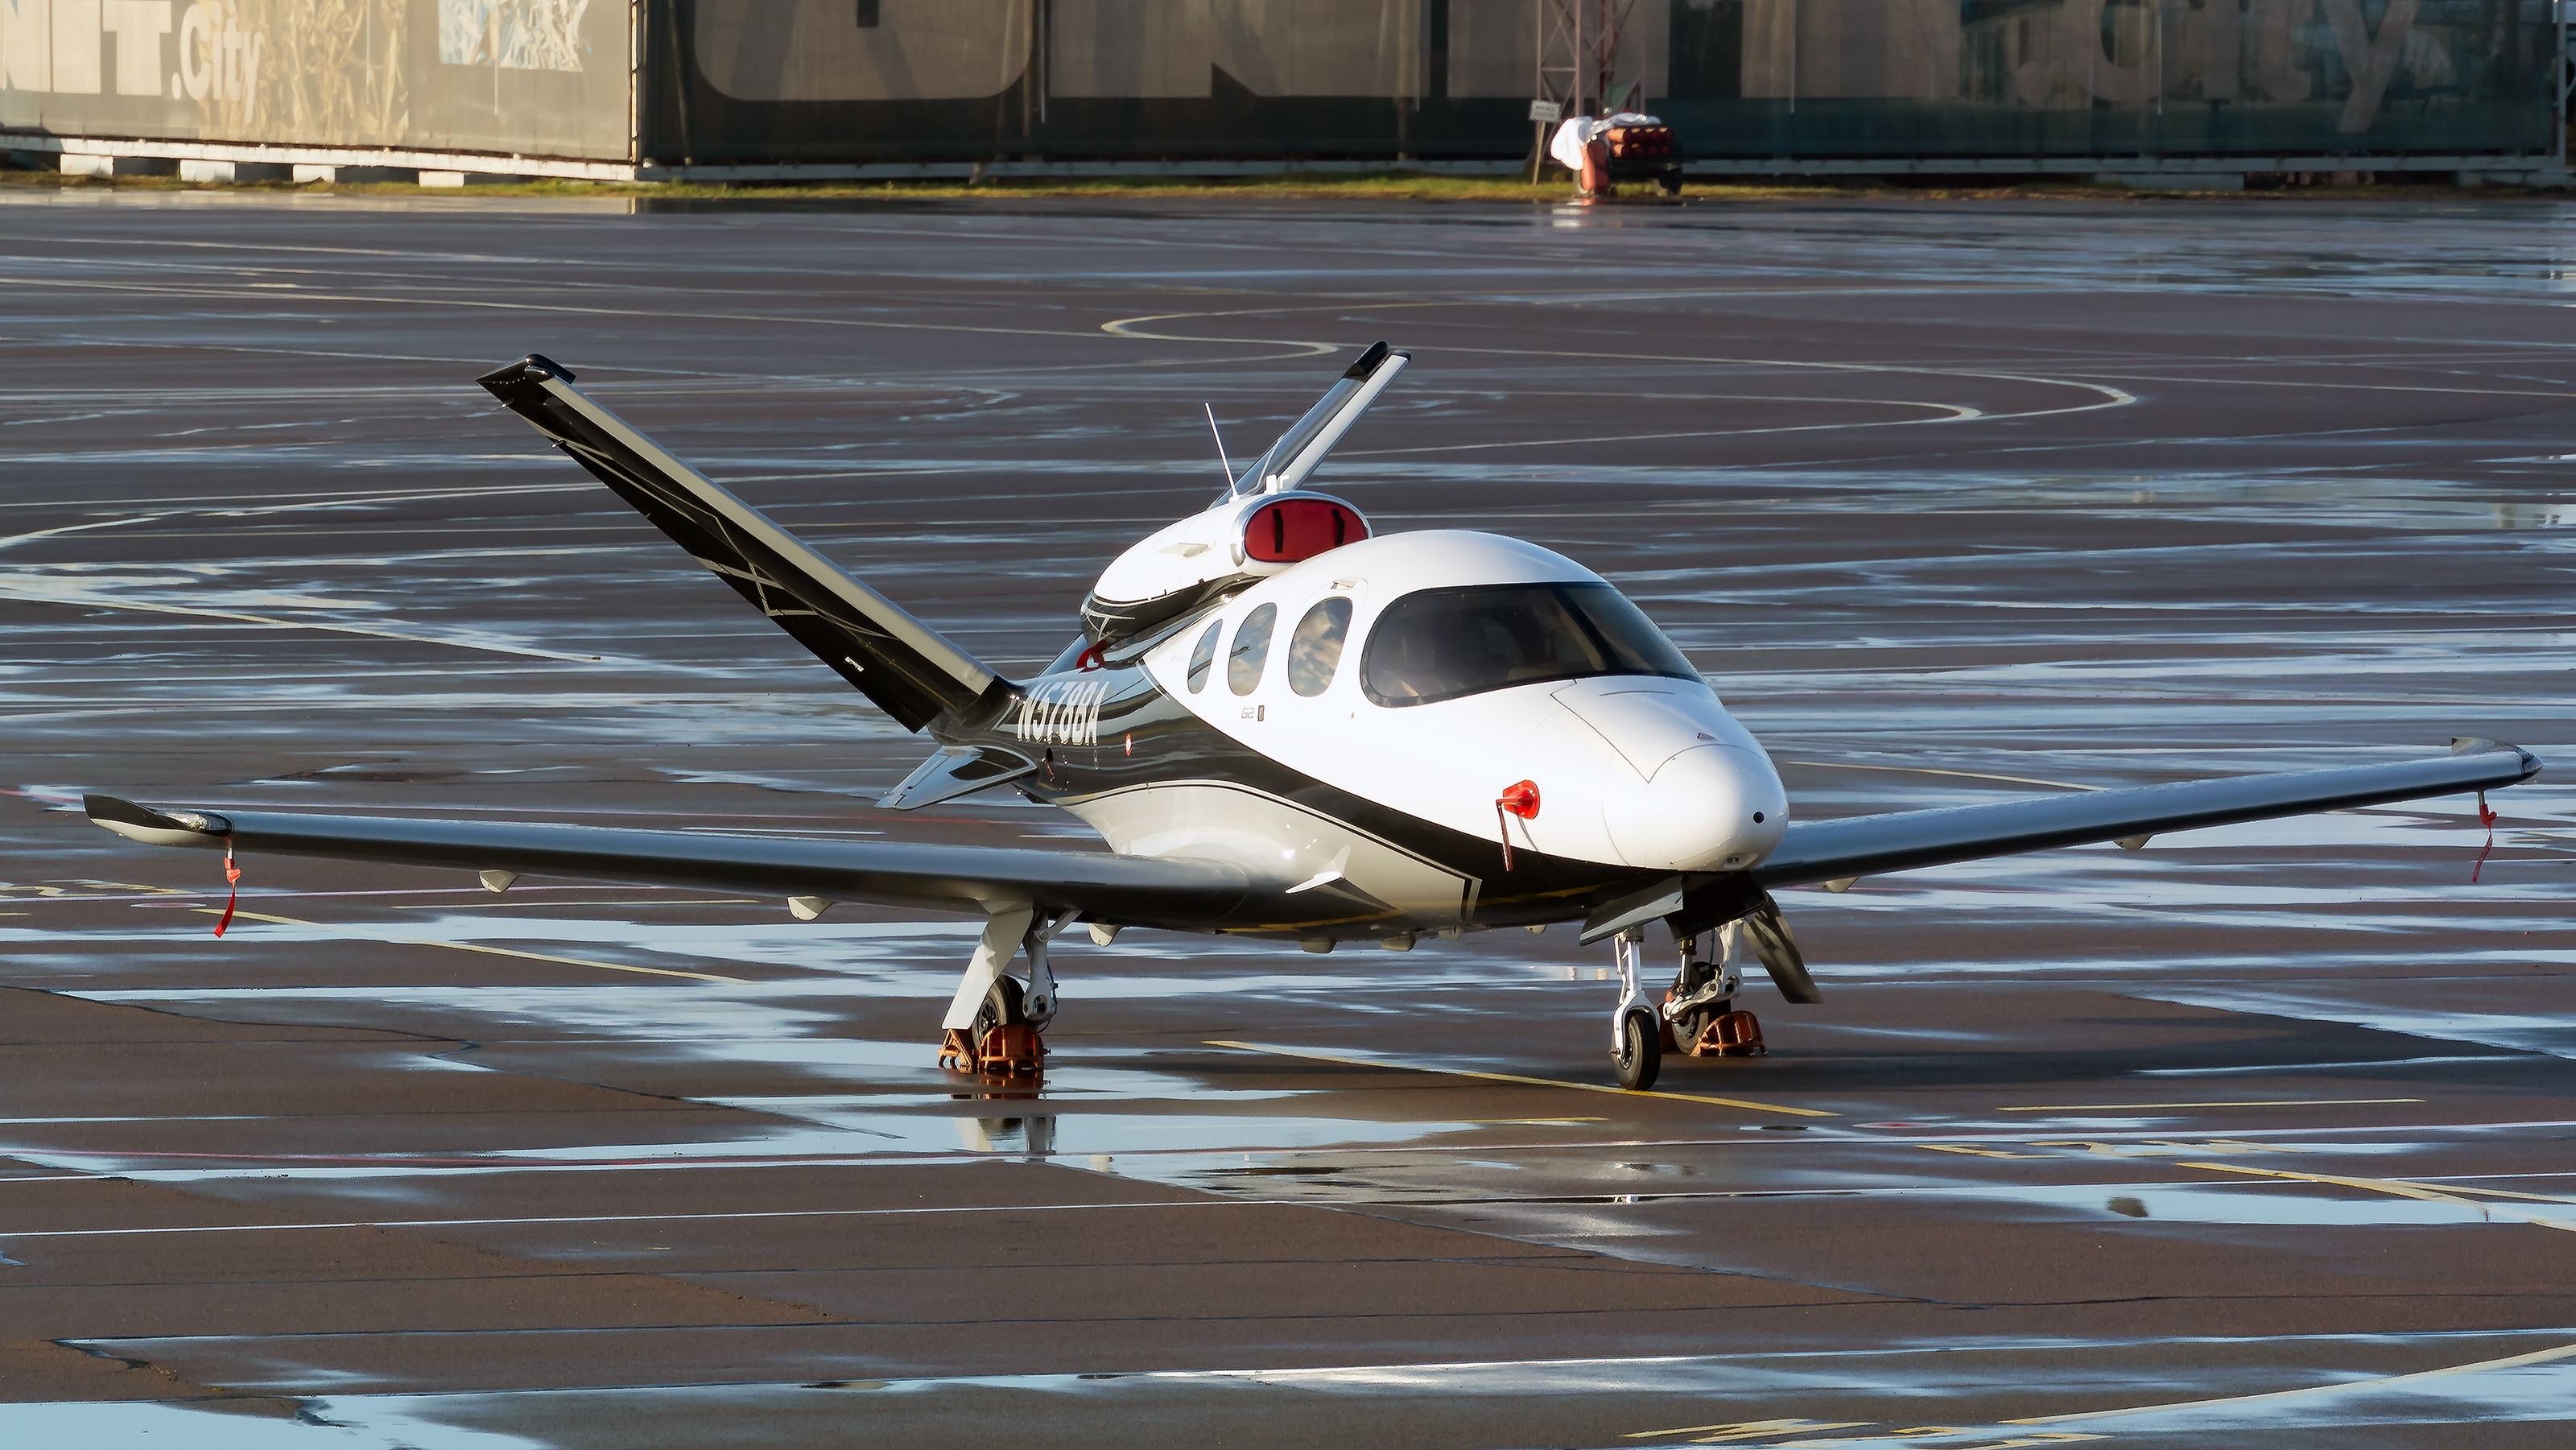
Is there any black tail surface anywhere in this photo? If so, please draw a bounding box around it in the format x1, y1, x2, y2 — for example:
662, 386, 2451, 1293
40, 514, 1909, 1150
478, 356, 1003, 732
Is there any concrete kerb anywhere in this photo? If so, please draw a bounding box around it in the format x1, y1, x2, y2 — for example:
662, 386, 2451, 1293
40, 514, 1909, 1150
419, 170, 533, 188
179, 159, 294, 184
60, 153, 177, 179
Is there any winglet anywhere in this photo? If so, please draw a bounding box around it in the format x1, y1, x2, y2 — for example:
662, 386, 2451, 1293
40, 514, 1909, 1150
84, 795, 230, 849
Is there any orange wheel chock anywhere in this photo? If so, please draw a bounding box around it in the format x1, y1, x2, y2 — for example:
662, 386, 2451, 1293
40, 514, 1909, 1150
1695, 1010, 1766, 1058
938, 1024, 1046, 1078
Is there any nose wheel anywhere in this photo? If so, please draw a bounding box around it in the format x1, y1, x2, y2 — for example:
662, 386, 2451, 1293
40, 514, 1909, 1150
1613, 1006, 1661, 1090
1607, 929, 1662, 1089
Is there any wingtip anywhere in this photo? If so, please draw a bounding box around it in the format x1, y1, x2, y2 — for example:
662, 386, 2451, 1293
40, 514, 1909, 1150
85, 795, 229, 847
1340, 341, 1393, 380
2451, 737, 2543, 782
474, 353, 575, 397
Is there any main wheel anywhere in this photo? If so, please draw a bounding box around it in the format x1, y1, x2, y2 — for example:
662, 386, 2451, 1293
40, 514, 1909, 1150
1613, 1008, 1662, 1091
973, 974, 1027, 1043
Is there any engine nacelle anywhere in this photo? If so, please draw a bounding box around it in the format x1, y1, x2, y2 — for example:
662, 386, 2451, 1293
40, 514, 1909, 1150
1081, 491, 1368, 643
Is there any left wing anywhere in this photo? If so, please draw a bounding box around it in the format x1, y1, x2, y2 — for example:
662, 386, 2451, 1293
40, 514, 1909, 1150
85, 795, 1248, 930
1752, 742, 2541, 891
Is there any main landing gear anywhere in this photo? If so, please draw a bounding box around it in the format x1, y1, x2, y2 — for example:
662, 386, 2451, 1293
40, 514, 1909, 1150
1664, 923, 1766, 1060
1608, 923, 1767, 1090
937, 907, 1072, 1079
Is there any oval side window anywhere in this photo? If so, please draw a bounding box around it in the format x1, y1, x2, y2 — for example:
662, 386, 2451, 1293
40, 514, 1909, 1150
1228, 603, 1277, 696
1286, 597, 1352, 698
1186, 618, 1223, 692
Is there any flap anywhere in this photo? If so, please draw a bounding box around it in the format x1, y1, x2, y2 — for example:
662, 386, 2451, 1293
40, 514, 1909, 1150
880, 746, 1038, 812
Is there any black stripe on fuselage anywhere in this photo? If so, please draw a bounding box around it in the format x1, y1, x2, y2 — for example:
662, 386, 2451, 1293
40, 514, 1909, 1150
951, 652, 1663, 937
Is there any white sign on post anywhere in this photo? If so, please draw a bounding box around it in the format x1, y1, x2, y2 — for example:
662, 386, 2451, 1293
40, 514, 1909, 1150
1527, 99, 1563, 125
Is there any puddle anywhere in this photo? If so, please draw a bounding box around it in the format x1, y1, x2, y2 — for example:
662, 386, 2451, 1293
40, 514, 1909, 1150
2, 1105, 1480, 1182
183, 1329, 2576, 1443
1956, 1179, 2574, 1230
47, 915, 1451, 998
2142, 987, 2576, 1060
557, 1110, 1473, 1162
0, 1401, 538, 1449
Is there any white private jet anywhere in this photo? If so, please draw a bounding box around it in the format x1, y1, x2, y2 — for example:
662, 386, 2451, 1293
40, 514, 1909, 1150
87, 345, 2542, 1089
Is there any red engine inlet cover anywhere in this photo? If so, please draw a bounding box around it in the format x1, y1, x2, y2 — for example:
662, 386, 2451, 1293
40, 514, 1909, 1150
1242, 497, 1368, 564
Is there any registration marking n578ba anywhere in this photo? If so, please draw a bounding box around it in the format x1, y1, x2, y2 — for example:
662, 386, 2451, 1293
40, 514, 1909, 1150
1015, 679, 1104, 746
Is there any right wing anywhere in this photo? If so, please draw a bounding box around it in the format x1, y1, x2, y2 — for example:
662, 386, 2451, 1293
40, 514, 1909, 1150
1752, 742, 2541, 891
476, 355, 1003, 733
86, 795, 1247, 930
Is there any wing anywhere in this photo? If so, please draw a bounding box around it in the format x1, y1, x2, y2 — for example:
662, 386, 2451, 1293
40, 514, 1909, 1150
85, 795, 1247, 930
475, 355, 1003, 733
1751, 742, 2541, 891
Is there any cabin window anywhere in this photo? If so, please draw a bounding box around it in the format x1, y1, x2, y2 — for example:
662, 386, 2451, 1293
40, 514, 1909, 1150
1228, 603, 1277, 696
1185, 618, 1223, 692
1361, 582, 1696, 708
1286, 597, 1352, 697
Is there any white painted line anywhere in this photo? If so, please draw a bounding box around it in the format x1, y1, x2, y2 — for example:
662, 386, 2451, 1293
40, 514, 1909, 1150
2005, 1339, 2576, 1428
4, 1198, 1258, 1241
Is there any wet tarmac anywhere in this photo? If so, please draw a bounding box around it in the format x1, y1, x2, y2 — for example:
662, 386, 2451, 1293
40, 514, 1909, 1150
1, 189, 2573, 1448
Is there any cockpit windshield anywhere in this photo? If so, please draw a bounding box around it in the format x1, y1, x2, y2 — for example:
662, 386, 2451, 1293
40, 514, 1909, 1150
1361, 582, 1699, 707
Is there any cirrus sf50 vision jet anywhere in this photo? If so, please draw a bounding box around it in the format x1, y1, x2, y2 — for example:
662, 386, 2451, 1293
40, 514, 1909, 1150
87, 345, 2543, 1089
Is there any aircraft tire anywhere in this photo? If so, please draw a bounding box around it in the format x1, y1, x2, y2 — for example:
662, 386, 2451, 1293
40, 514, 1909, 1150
1613, 1008, 1661, 1091
976, 975, 1029, 1041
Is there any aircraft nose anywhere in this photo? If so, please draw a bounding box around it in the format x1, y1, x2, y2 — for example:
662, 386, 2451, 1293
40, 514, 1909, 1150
1603, 744, 1788, 873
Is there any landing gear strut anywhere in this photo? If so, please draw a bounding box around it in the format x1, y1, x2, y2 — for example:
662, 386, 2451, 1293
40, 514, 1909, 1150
1608, 923, 1771, 1087
938, 907, 1071, 1078
1609, 928, 1660, 1090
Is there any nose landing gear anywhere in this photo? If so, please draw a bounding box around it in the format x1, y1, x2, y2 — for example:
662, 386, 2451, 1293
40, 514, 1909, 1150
1609, 923, 1770, 1088
1610, 928, 1661, 1089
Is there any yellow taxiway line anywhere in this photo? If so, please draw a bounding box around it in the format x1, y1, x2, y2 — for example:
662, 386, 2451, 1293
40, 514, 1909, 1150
1999, 1097, 2425, 1113
1207, 1039, 1835, 1119
2177, 1159, 2576, 1233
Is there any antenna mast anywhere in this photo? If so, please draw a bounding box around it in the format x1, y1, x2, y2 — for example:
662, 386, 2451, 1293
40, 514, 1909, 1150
1203, 403, 1237, 495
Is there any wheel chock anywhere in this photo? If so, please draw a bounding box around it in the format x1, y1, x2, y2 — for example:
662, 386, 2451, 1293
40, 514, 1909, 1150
938, 1024, 1046, 1077
1695, 1010, 1766, 1058
976, 1022, 1046, 1077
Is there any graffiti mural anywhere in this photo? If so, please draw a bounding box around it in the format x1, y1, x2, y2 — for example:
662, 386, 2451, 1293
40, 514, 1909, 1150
440, 0, 592, 72
2, 0, 626, 157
